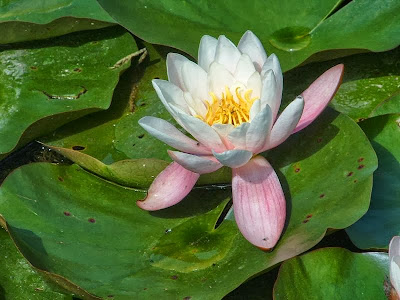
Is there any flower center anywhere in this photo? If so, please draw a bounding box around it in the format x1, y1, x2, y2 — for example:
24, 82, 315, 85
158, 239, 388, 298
198, 86, 258, 127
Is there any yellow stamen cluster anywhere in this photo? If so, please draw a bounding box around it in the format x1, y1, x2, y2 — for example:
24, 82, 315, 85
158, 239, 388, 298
198, 86, 258, 127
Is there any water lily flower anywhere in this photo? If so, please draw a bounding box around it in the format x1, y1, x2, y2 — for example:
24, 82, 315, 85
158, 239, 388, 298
137, 31, 343, 250
389, 236, 400, 299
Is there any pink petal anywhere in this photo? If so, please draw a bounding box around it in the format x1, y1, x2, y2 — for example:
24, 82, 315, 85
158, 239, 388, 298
137, 162, 199, 211
293, 64, 344, 133
232, 156, 286, 250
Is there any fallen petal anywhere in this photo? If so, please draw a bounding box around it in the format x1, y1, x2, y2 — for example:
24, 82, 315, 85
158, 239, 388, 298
137, 162, 199, 211
294, 64, 344, 133
232, 156, 286, 250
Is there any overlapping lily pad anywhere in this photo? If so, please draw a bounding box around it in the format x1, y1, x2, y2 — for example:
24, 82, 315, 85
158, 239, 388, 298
274, 248, 389, 299
346, 114, 400, 250
0, 26, 137, 159
0, 228, 72, 299
0, 104, 377, 298
284, 47, 400, 121
0, 0, 115, 44
96, 0, 400, 71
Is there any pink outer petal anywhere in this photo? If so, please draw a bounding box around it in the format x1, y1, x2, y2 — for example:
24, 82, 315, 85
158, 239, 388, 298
293, 64, 344, 133
232, 156, 286, 250
137, 162, 199, 211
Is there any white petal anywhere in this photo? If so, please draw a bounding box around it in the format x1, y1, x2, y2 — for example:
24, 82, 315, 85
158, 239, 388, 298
168, 150, 222, 174
212, 123, 235, 149
238, 30, 267, 72
227, 122, 250, 149
215, 35, 241, 74
247, 104, 272, 153
208, 62, 235, 97
170, 105, 227, 153
391, 256, 400, 297
390, 237, 400, 261
261, 54, 283, 100
198, 35, 218, 72
182, 60, 208, 101
263, 96, 304, 151
184, 92, 207, 117
167, 53, 190, 90
212, 149, 253, 168
260, 70, 280, 121
249, 98, 261, 121
152, 79, 191, 125
138, 116, 211, 155
234, 54, 256, 84
246, 71, 262, 99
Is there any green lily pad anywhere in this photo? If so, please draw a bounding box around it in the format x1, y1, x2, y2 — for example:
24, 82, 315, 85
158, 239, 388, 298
346, 114, 400, 250
274, 248, 389, 300
0, 228, 73, 299
96, 0, 400, 71
0, 0, 115, 44
0, 105, 377, 298
0, 26, 137, 159
284, 47, 400, 121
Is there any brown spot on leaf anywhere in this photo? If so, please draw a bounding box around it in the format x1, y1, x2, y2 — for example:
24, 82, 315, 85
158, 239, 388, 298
358, 164, 365, 169
72, 145, 85, 151
30, 66, 38, 70
319, 194, 325, 198
73, 68, 82, 72
58, 176, 64, 182
306, 214, 313, 219
88, 218, 96, 223
358, 157, 364, 162
138, 134, 145, 139
347, 172, 354, 177
171, 275, 178, 280
303, 219, 309, 223
63, 211, 71, 216
294, 168, 300, 173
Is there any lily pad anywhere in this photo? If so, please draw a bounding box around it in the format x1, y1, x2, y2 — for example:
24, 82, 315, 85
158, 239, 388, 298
346, 114, 400, 250
0, 227, 72, 299
96, 0, 400, 71
0, 26, 137, 159
274, 248, 389, 300
0, 106, 377, 298
0, 0, 115, 44
284, 47, 400, 121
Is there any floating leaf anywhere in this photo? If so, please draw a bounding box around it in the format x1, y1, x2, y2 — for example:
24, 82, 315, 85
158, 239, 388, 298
346, 114, 400, 249
0, 106, 377, 298
0, 228, 73, 299
274, 248, 389, 299
0, 0, 115, 44
0, 26, 137, 159
96, 0, 400, 71
283, 47, 400, 120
